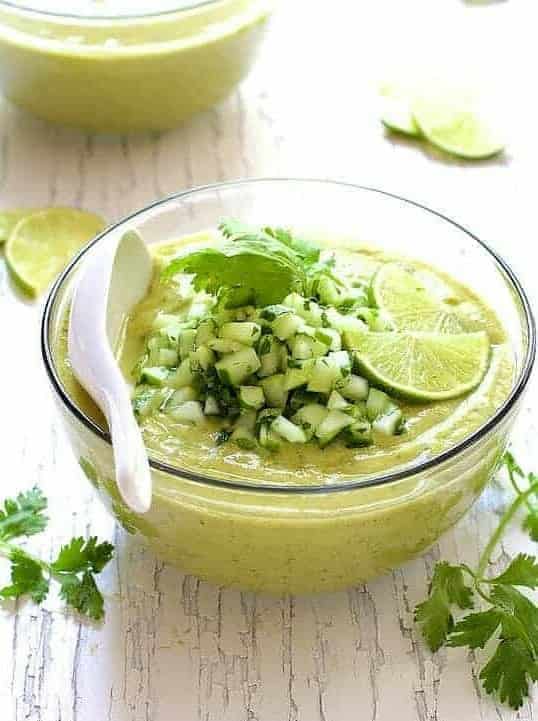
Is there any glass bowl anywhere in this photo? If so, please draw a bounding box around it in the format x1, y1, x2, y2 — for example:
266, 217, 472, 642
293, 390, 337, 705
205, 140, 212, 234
41, 179, 536, 594
0, 0, 272, 133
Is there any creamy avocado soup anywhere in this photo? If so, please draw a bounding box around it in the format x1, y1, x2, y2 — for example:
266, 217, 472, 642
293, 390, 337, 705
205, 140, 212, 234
58, 221, 513, 485
0, 0, 271, 133
52, 219, 518, 592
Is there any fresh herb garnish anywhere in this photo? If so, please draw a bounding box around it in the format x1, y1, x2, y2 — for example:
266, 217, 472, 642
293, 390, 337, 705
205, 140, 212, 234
162, 219, 333, 308
0, 488, 113, 620
415, 453, 538, 709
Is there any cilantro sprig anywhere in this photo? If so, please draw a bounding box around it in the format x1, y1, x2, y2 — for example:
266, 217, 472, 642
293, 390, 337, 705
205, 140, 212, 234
162, 219, 336, 308
415, 453, 538, 709
0, 488, 113, 620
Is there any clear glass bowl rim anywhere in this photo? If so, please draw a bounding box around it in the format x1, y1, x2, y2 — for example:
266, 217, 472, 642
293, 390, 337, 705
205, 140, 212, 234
0, 0, 220, 22
41, 178, 537, 495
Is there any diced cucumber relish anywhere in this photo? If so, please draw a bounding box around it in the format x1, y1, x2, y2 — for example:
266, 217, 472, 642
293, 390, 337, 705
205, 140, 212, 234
123, 223, 511, 466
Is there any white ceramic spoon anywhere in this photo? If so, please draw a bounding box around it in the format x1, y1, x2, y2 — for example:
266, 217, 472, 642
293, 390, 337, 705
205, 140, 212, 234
68, 229, 153, 513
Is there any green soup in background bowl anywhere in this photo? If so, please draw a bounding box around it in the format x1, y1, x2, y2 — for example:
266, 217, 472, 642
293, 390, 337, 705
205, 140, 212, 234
0, 0, 272, 133
41, 179, 536, 594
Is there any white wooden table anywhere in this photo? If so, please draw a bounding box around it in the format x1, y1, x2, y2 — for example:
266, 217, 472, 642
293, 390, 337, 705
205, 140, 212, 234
1, 2, 538, 719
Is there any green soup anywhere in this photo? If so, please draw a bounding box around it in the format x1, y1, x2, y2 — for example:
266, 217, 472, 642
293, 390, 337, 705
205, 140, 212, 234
0, 0, 271, 133
50, 230, 518, 592
56, 232, 514, 485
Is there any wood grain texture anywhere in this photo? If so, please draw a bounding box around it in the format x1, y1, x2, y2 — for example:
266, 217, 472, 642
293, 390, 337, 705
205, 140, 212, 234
1, 1, 538, 719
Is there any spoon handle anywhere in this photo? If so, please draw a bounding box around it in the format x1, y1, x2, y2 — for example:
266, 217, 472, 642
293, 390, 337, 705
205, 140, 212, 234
104, 386, 153, 514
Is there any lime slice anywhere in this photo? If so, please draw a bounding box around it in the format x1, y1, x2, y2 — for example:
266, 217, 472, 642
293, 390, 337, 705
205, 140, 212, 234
371, 262, 464, 333
0, 209, 38, 244
380, 86, 421, 137
5, 208, 105, 298
347, 329, 490, 401
412, 92, 504, 159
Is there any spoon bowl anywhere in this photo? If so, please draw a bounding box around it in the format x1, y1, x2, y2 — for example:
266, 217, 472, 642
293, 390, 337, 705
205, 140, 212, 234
68, 229, 153, 513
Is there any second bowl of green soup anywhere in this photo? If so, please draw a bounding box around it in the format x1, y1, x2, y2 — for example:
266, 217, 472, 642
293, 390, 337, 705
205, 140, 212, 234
0, 0, 271, 133
42, 179, 535, 594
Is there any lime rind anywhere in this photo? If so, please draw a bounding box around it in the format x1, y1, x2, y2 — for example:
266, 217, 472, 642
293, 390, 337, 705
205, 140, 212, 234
411, 94, 504, 160
0, 209, 37, 245
351, 330, 491, 402
380, 88, 421, 137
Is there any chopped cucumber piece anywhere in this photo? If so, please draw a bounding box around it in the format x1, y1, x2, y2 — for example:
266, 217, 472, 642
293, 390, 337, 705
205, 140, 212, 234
327, 390, 350, 411
195, 318, 217, 347
284, 367, 310, 391
167, 386, 198, 406
327, 309, 368, 337
190, 346, 216, 372
272, 312, 303, 340
315, 410, 353, 447
271, 416, 308, 444
168, 358, 195, 389
315, 327, 341, 351
259, 425, 282, 451
231, 427, 257, 450
208, 338, 246, 354
327, 350, 351, 373
293, 403, 328, 439
132, 387, 163, 419
157, 348, 179, 367
179, 329, 197, 359
307, 358, 340, 393
220, 321, 261, 346
152, 312, 181, 331
257, 335, 283, 377
317, 276, 344, 306
337, 374, 369, 401
344, 420, 373, 447
239, 385, 265, 410
260, 374, 288, 408
215, 347, 261, 386
204, 395, 220, 415
366, 388, 393, 421
141, 366, 169, 387
373, 408, 405, 436
235, 409, 257, 432
169, 401, 205, 425
283, 293, 324, 327
344, 401, 367, 420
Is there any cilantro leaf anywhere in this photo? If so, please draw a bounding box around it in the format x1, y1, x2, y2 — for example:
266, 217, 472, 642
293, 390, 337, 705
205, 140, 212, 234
523, 512, 538, 542
448, 609, 502, 649
0, 488, 48, 541
490, 585, 538, 655
163, 220, 328, 308
51, 536, 114, 575
490, 553, 538, 589
480, 638, 538, 709
0, 549, 49, 603
162, 244, 304, 308
415, 588, 454, 651
58, 571, 105, 621
414, 562, 474, 651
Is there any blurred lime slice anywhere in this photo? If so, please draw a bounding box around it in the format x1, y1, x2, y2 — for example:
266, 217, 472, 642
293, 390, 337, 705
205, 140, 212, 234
380, 85, 421, 137
5, 208, 105, 298
346, 329, 490, 401
0, 209, 37, 244
412, 90, 504, 159
371, 262, 464, 333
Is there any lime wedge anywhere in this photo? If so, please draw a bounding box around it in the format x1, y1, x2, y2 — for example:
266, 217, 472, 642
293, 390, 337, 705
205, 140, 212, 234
412, 91, 504, 159
0, 209, 37, 244
5, 208, 105, 298
380, 86, 421, 137
371, 262, 464, 333
346, 329, 490, 401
